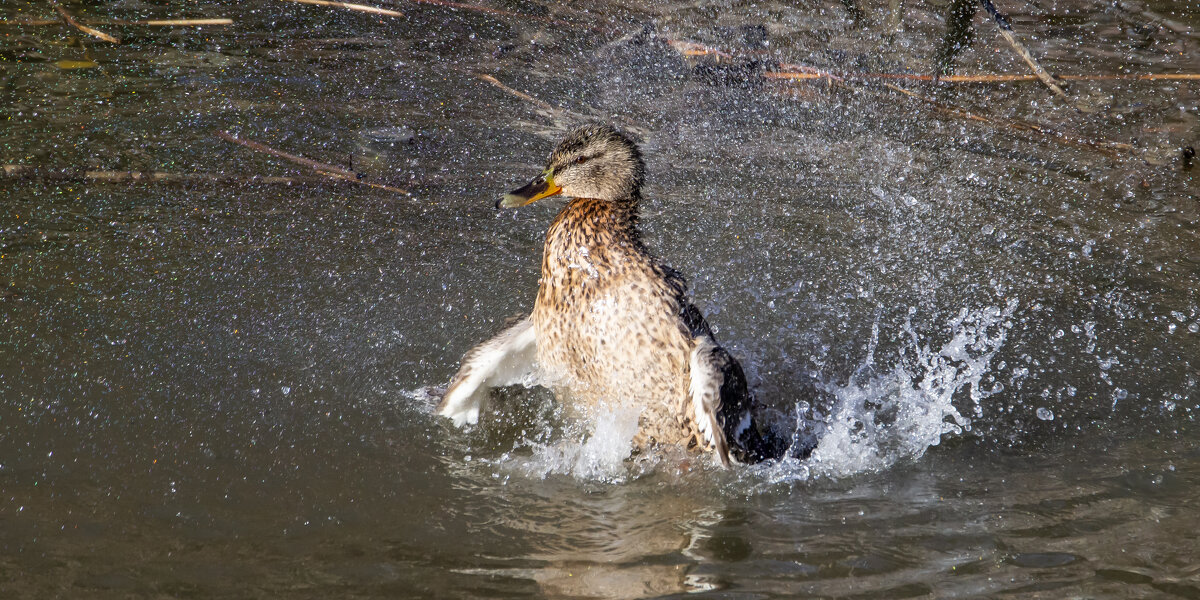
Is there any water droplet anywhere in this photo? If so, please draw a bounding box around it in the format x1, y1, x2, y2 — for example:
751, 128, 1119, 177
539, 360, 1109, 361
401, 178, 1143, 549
1111, 388, 1128, 410
1036, 407, 1054, 421
281, 386, 291, 395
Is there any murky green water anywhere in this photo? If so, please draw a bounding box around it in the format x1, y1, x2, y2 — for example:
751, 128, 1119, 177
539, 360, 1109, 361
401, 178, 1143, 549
2, 0, 1199, 597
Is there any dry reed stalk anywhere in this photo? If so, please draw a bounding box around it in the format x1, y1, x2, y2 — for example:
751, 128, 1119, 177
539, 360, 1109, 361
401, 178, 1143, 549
882, 83, 1134, 157
119, 18, 233, 26
664, 39, 735, 60
978, 0, 1066, 97
54, 4, 120, 43
475, 74, 556, 112
401, 0, 568, 24
0, 18, 232, 26
771, 71, 1200, 83
216, 131, 410, 194
1, 164, 319, 185
279, 0, 404, 17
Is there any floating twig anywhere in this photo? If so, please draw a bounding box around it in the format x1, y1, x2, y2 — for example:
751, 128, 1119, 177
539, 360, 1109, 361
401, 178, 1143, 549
0, 18, 232, 26
881, 83, 1134, 157
475, 73, 556, 112
279, 0, 404, 17
768, 70, 1200, 83
401, 0, 569, 25
215, 131, 410, 194
978, 0, 1066, 98
119, 18, 233, 26
473, 73, 589, 123
1, 164, 323, 185
663, 38, 1138, 161
664, 39, 735, 60
54, 4, 119, 43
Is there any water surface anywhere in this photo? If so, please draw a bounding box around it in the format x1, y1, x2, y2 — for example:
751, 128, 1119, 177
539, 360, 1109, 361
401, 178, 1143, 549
1, 0, 1199, 597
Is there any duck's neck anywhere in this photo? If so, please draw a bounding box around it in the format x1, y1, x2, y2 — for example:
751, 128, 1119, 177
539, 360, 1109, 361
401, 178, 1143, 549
540, 194, 645, 281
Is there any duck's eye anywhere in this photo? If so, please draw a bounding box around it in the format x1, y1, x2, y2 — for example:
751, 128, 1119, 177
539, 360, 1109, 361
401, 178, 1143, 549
574, 156, 590, 165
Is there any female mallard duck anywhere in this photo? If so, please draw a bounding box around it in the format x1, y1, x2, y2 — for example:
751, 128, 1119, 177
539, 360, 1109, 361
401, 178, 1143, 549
437, 124, 779, 465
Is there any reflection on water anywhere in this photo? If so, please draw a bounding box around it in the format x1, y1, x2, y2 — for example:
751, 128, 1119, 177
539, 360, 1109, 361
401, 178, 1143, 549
2, 0, 1199, 597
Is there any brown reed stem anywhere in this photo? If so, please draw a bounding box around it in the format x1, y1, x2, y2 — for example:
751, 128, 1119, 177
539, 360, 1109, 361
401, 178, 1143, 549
978, 0, 1067, 97
215, 131, 410, 194
767, 71, 1200, 83
399, 0, 568, 24
279, 0, 404, 17
0, 18, 232, 26
1, 164, 322, 185
54, 4, 120, 43
881, 83, 1134, 157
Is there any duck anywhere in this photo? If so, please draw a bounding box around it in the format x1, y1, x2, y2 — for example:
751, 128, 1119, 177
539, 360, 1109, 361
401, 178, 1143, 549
437, 124, 781, 466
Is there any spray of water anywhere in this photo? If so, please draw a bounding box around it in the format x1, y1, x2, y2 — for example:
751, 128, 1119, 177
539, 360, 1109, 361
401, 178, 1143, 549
761, 299, 1018, 484
427, 301, 1017, 483
508, 405, 643, 482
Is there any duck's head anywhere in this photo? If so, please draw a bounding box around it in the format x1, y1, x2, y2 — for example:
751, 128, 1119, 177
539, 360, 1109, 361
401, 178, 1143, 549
500, 124, 645, 208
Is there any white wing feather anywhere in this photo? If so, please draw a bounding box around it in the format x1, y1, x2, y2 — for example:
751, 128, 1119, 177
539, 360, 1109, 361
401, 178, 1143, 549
437, 318, 537, 427
688, 337, 732, 467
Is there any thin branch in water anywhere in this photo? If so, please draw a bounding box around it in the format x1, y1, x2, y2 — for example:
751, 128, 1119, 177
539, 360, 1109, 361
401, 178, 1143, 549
775, 71, 1200, 83
215, 131, 410, 194
0, 17, 233, 26
472, 73, 590, 123
118, 18, 234, 26
668, 36, 1148, 162
54, 4, 120, 43
664, 39, 734, 60
1, 164, 323, 185
0, 19, 70, 25
882, 82, 1133, 157
278, 0, 404, 17
398, 0, 569, 25
475, 73, 556, 112
978, 0, 1066, 97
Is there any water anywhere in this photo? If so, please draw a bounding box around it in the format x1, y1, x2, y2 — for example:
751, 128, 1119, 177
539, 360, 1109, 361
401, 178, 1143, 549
2, 0, 1199, 597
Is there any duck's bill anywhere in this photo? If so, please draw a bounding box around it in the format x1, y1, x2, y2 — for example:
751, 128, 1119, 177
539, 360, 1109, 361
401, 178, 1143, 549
498, 172, 562, 208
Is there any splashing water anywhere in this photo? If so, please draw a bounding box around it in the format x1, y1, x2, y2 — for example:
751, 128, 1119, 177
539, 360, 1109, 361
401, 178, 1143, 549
510, 405, 644, 482
450, 302, 1017, 484
762, 300, 1018, 483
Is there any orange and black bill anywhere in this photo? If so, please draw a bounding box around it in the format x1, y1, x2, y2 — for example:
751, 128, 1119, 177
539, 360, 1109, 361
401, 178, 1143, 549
498, 170, 562, 208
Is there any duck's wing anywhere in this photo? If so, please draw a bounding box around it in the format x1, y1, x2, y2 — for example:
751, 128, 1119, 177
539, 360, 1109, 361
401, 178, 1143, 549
683, 303, 778, 466
437, 317, 537, 427
688, 336, 736, 467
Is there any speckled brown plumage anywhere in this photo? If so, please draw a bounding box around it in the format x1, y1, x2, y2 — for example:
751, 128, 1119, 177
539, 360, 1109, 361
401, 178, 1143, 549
532, 195, 700, 448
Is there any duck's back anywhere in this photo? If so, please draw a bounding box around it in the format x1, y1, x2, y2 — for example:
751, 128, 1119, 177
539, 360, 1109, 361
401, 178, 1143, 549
531, 198, 699, 448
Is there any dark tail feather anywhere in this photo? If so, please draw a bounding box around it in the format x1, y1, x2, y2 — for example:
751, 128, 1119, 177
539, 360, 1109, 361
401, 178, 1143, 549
730, 416, 816, 464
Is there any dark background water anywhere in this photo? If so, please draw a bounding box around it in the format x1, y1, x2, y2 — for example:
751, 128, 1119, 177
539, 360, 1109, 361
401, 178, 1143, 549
1, 0, 1198, 597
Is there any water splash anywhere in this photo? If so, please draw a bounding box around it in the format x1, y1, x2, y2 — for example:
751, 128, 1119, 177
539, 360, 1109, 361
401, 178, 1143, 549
509, 405, 643, 482
761, 300, 1018, 484
436, 302, 1017, 485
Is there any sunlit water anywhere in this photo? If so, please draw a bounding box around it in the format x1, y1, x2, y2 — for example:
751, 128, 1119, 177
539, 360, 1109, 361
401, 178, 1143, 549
2, 0, 1199, 597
